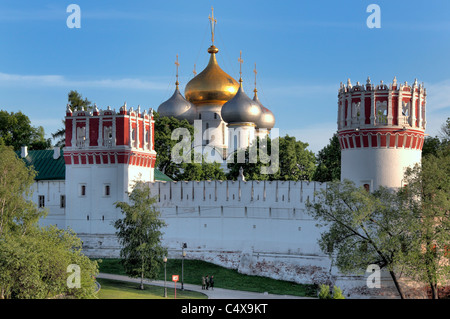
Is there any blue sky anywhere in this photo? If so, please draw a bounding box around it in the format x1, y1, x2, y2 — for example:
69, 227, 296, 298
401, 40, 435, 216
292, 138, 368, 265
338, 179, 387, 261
0, 0, 449, 153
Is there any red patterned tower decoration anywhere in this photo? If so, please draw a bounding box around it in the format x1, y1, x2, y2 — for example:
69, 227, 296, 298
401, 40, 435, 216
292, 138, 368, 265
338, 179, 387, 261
63, 103, 156, 235
64, 103, 156, 170
338, 77, 426, 190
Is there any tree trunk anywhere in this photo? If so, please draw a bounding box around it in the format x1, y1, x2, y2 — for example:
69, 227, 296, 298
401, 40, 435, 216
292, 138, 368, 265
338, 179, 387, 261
430, 283, 438, 299
140, 272, 144, 290
389, 271, 405, 299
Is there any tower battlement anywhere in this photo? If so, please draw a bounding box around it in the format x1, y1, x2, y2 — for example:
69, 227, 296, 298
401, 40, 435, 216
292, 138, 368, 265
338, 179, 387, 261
338, 77, 426, 190
337, 77, 426, 151
64, 103, 156, 168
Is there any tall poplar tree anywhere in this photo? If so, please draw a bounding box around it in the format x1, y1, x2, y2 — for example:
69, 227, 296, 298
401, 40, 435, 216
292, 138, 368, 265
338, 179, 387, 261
114, 181, 167, 290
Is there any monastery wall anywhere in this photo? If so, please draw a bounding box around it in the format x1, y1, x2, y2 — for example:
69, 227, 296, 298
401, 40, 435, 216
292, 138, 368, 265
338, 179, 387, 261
35, 178, 400, 298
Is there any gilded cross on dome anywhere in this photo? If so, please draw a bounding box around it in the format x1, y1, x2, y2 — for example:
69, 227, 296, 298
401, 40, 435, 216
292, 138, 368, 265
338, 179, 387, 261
175, 54, 180, 87
238, 50, 243, 82
253, 63, 258, 93
208, 7, 217, 44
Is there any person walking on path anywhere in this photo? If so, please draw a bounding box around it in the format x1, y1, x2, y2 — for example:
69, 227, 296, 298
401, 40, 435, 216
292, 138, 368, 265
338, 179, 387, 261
205, 275, 210, 290
201, 276, 206, 290
209, 275, 214, 290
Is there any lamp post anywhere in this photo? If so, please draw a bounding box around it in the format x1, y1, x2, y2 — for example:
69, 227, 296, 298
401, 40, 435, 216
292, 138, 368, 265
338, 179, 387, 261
181, 243, 187, 291
163, 256, 167, 298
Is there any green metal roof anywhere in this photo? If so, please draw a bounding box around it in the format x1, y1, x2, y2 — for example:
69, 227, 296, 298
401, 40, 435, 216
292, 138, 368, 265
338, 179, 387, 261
17, 149, 65, 181
17, 149, 172, 182
154, 168, 173, 182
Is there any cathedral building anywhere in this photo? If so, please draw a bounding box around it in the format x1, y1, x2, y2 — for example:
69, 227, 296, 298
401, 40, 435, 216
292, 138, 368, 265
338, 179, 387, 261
157, 9, 275, 159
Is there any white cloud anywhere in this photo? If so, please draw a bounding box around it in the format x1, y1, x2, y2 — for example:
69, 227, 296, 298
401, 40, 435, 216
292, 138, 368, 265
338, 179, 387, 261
265, 83, 337, 98
281, 121, 337, 154
0, 72, 168, 91
425, 79, 450, 112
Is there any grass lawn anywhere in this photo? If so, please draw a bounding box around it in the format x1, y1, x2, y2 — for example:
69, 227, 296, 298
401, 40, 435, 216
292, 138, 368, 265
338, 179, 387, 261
96, 278, 207, 299
96, 258, 317, 298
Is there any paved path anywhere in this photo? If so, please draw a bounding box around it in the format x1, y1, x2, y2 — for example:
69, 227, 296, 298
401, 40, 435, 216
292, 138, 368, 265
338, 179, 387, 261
97, 273, 311, 299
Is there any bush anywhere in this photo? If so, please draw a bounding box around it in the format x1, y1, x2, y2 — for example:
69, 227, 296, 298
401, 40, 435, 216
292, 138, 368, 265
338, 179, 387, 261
318, 284, 345, 299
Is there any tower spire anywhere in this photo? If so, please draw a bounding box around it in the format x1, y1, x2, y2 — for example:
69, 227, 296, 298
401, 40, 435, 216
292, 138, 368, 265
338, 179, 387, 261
208, 6, 217, 45
175, 54, 180, 88
193, 63, 197, 77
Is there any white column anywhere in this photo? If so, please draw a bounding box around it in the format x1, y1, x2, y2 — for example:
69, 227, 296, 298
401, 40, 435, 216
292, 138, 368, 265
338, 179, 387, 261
98, 115, 103, 147
370, 92, 376, 125
136, 114, 140, 149
85, 117, 90, 147
71, 118, 76, 147
418, 92, 423, 129
359, 92, 366, 127
387, 90, 393, 125
411, 90, 417, 128
397, 89, 403, 126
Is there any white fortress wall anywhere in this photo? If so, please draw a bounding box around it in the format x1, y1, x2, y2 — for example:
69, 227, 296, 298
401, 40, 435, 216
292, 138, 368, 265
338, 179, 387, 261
146, 180, 344, 284
35, 180, 66, 229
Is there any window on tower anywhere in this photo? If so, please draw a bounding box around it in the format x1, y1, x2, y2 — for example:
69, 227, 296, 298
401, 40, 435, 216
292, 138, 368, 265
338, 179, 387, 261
38, 195, 45, 208
76, 126, 86, 148
80, 184, 86, 196
60, 195, 65, 208
104, 126, 113, 147
105, 184, 111, 196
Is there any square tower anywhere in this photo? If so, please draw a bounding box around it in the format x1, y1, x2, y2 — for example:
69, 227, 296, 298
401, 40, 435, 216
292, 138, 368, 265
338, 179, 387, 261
63, 103, 156, 234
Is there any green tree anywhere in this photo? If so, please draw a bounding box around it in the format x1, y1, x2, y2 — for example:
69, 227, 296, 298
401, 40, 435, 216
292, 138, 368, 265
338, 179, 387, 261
177, 153, 226, 181
114, 181, 168, 290
422, 117, 450, 158
0, 110, 51, 151
226, 136, 273, 181
313, 133, 341, 182
154, 112, 194, 179
52, 90, 93, 147
306, 180, 410, 299
67, 90, 92, 111
318, 284, 345, 299
274, 135, 316, 181
0, 144, 43, 236
0, 227, 99, 299
396, 149, 450, 299
0, 144, 98, 299
227, 135, 315, 181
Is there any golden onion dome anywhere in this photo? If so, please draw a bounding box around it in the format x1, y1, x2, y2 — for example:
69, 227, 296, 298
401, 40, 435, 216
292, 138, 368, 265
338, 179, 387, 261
185, 45, 240, 106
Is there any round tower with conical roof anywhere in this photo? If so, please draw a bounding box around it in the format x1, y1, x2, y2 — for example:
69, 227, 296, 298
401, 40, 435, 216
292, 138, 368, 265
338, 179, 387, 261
338, 77, 426, 190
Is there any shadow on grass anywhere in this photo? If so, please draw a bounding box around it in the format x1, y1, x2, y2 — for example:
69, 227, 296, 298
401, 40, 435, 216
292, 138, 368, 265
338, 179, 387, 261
96, 278, 208, 299
96, 258, 317, 298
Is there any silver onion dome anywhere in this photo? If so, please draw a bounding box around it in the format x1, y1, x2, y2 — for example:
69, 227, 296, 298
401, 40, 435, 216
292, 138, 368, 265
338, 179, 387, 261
253, 94, 275, 129
221, 84, 262, 124
157, 86, 197, 124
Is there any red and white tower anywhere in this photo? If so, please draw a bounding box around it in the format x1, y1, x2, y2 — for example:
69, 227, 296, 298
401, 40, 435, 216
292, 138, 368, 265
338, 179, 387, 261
63, 103, 156, 235
338, 77, 426, 190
